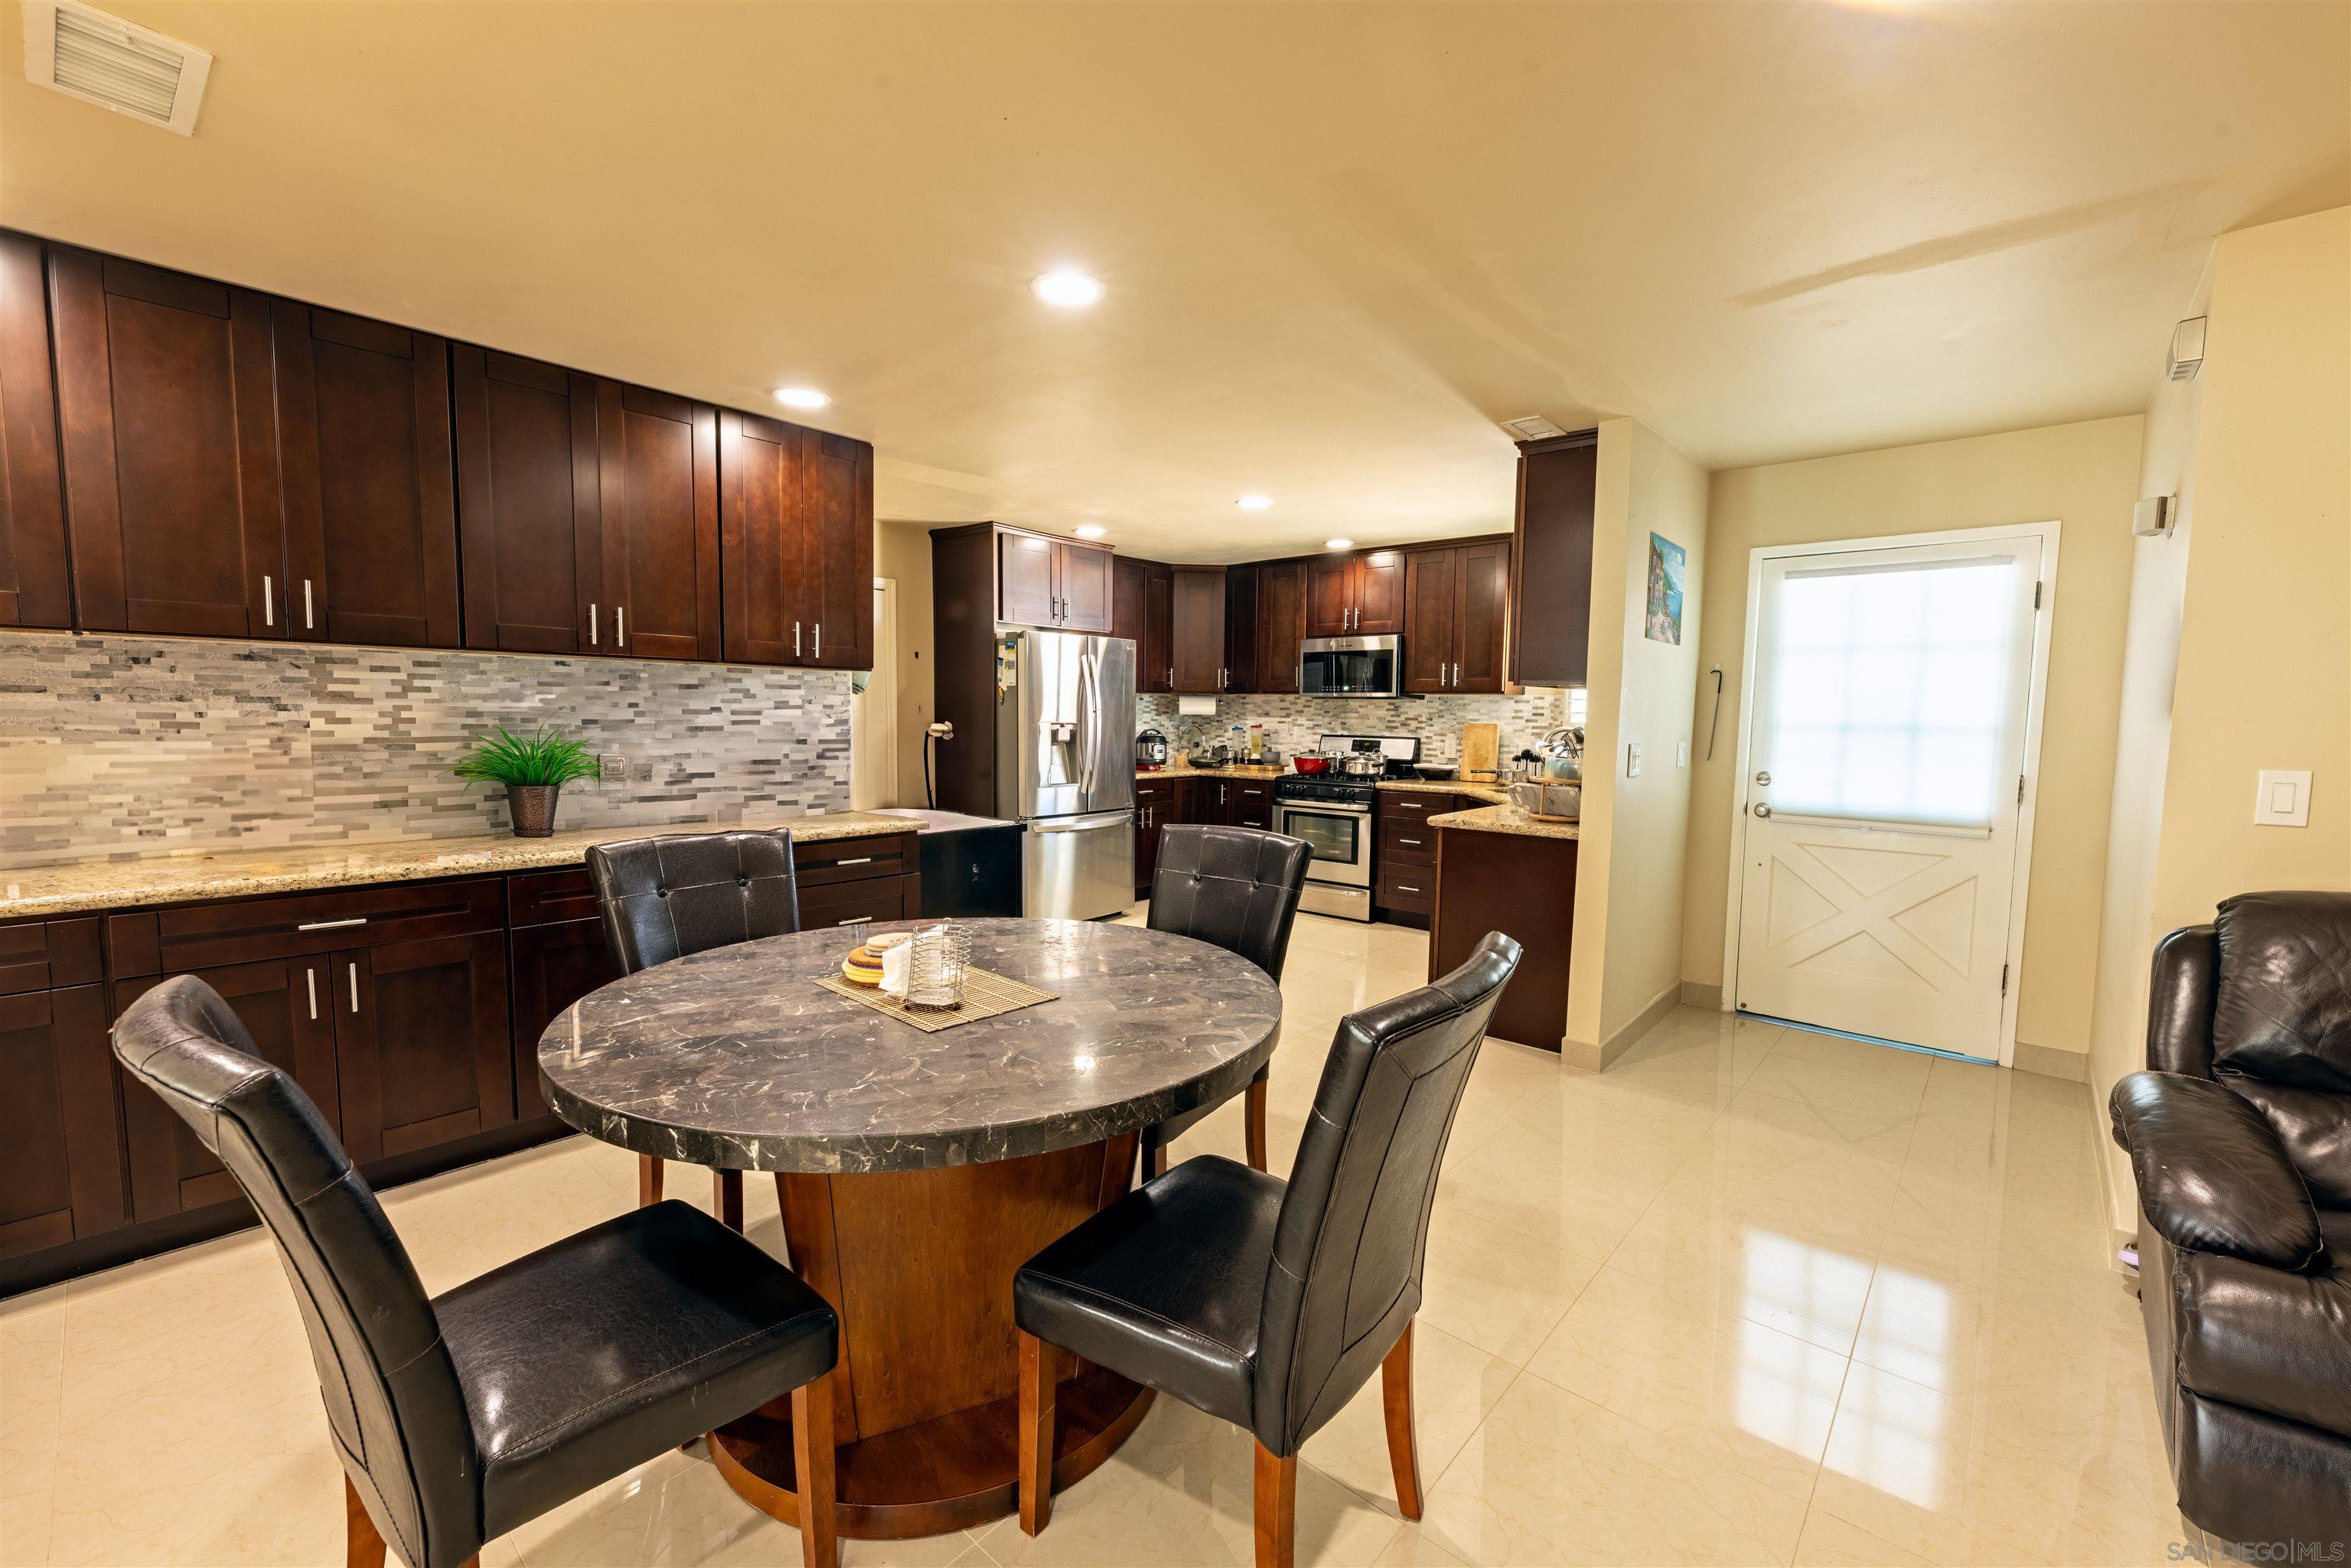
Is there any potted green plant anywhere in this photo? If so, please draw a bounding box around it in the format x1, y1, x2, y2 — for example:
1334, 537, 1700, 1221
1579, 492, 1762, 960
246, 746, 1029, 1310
453, 724, 602, 838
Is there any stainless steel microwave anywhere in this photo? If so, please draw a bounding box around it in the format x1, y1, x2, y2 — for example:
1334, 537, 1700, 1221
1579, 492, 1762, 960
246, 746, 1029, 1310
1299, 634, 1403, 697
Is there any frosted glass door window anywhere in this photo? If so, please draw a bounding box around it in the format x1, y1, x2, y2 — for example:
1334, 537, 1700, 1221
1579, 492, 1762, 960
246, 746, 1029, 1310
1756, 551, 2034, 830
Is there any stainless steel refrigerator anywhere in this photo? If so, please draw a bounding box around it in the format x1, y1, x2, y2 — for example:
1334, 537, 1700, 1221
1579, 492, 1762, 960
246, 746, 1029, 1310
993, 629, 1136, 920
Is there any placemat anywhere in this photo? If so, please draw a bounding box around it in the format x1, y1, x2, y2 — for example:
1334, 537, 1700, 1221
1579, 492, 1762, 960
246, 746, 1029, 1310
813, 966, 1058, 1032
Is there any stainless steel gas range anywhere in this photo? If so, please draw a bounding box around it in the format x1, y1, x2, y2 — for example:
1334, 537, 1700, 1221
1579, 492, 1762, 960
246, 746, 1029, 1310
1273, 734, 1420, 921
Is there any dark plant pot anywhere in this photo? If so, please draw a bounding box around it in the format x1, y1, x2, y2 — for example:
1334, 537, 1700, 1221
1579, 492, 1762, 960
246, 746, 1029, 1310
506, 784, 561, 838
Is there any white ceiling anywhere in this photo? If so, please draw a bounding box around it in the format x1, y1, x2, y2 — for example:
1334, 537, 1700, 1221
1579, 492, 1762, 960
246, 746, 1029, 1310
2, 1, 2343, 562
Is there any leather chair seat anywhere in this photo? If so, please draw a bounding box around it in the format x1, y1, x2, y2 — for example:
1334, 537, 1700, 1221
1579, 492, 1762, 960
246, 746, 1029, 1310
2176, 1208, 2351, 1438
1012, 1155, 1286, 1429
436, 1201, 837, 1538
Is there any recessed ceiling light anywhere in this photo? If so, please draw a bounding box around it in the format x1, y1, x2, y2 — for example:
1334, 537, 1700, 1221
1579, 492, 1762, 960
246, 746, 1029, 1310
1325, 538, 1354, 550
772, 386, 830, 410
1237, 495, 1273, 511
1074, 523, 1107, 539
1032, 269, 1105, 308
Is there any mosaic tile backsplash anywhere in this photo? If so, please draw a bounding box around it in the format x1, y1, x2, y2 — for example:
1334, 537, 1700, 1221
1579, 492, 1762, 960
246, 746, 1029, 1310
0, 631, 852, 868
1136, 687, 1583, 766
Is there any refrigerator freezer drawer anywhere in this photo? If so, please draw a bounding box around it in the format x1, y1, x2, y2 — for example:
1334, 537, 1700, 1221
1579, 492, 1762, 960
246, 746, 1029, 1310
1022, 810, 1136, 922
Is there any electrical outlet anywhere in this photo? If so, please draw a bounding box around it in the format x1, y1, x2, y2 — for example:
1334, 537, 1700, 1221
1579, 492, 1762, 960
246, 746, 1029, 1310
601, 753, 629, 787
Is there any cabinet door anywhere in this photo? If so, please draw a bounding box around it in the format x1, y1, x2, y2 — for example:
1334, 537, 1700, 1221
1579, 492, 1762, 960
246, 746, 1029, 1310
1305, 554, 1353, 637
334, 932, 513, 1165
509, 918, 618, 1120
1143, 562, 1174, 693
1257, 560, 1303, 694
1170, 566, 1228, 693
719, 407, 817, 663
1135, 784, 1169, 888
453, 347, 602, 654
0, 986, 124, 1259
1111, 553, 1148, 647
808, 431, 875, 669
117, 959, 341, 1223
0, 233, 70, 629
596, 381, 719, 661
1354, 549, 1406, 635
1453, 539, 1511, 693
1224, 566, 1259, 693
1511, 436, 1597, 686
1055, 540, 1114, 633
1402, 549, 1456, 693
274, 302, 460, 647
997, 530, 1059, 627
51, 248, 285, 638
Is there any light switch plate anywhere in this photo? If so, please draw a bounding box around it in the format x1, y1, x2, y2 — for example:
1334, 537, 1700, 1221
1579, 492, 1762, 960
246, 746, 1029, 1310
1677, 739, 1691, 768
1625, 742, 1643, 778
2255, 769, 2312, 827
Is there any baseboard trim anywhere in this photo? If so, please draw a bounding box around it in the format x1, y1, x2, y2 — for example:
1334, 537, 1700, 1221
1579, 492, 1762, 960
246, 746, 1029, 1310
1678, 980, 1724, 1010
2012, 1039, 2089, 1083
1562, 981, 1684, 1073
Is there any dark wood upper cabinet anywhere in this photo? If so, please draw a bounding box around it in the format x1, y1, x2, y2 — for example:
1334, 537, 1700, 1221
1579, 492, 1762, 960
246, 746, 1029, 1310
1143, 560, 1173, 693
1303, 548, 1404, 637
1223, 563, 1259, 693
50, 248, 285, 639
1111, 553, 1147, 647
0, 983, 123, 1259
0, 233, 71, 629
273, 302, 460, 647
453, 347, 600, 656
1170, 566, 1227, 694
1510, 432, 1598, 687
1255, 559, 1303, 694
1404, 538, 1511, 693
997, 529, 1058, 627
595, 381, 719, 662
1057, 539, 1114, 633
723, 413, 872, 671
1402, 548, 1456, 694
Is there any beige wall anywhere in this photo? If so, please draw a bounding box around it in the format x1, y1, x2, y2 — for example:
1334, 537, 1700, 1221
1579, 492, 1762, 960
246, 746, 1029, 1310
1567, 418, 1710, 1058
2149, 207, 2351, 932
1679, 416, 2144, 1059
874, 520, 939, 809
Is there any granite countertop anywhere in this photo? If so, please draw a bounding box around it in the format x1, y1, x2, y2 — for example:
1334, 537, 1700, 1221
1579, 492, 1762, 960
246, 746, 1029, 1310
1136, 764, 1285, 781
1427, 803, 1581, 840
0, 810, 918, 919
1377, 778, 1511, 802
540, 917, 1283, 1174
1136, 764, 1508, 805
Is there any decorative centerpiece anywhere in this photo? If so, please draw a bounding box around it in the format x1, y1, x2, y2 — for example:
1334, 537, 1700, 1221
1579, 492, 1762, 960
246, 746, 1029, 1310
453, 723, 602, 838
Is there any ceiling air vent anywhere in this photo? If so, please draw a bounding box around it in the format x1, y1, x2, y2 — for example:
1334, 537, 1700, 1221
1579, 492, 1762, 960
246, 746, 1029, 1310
1500, 415, 1567, 441
22, 0, 212, 135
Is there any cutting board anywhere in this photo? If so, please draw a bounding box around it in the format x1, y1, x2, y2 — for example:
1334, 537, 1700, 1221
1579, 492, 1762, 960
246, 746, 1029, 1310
1459, 722, 1501, 781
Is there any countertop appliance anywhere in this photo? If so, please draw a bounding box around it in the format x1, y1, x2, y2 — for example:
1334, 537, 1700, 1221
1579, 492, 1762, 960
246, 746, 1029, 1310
1135, 729, 1169, 770
1299, 634, 1404, 698
995, 629, 1136, 921
874, 809, 1028, 918
1273, 734, 1420, 921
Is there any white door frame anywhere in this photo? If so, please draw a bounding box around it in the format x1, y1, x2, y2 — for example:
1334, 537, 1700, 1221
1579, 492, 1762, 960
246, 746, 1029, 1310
1717, 520, 2060, 1068
851, 576, 899, 810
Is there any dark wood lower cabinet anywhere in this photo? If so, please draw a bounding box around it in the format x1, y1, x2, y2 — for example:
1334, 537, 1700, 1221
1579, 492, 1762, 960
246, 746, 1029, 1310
1429, 823, 1576, 1053
509, 916, 618, 1120
332, 932, 514, 1164
0, 984, 123, 1258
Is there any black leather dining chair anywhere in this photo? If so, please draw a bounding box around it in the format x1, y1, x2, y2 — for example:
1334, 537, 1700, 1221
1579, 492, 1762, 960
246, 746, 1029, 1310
112, 975, 842, 1568
585, 830, 801, 1224
1143, 823, 1314, 1178
1012, 931, 1522, 1566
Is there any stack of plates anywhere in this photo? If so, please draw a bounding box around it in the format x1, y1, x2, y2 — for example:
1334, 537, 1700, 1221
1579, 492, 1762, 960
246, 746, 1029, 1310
839, 930, 910, 988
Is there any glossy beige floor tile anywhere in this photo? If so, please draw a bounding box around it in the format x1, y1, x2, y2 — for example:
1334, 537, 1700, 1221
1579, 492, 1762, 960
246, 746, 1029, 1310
1, 934, 2180, 1568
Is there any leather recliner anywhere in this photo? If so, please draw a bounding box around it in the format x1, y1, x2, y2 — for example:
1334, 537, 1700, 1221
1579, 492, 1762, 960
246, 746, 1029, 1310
585, 830, 802, 1214
2110, 890, 2351, 1551
1141, 823, 1315, 1177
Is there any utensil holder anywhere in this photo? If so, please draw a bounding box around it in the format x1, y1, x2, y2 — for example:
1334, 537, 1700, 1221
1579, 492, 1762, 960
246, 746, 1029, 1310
902, 923, 971, 1010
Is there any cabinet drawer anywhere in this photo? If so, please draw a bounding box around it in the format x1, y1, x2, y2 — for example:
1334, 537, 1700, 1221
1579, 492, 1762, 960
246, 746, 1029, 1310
1375, 865, 1436, 914
0, 918, 104, 996
1379, 821, 1438, 867
798, 833, 913, 888
800, 878, 910, 930
146, 878, 507, 973
1378, 792, 1455, 820
508, 868, 600, 927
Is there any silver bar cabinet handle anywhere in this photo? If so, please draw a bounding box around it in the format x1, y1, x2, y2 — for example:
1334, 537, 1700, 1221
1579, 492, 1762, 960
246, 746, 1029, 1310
617, 605, 626, 647
814, 624, 822, 659
589, 604, 598, 645
347, 963, 360, 1013
833, 856, 872, 866
298, 917, 367, 932
795, 621, 803, 657
305, 967, 318, 1020
837, 915, 872, 927
303, 579, 315, 630
262, 575, 274, 627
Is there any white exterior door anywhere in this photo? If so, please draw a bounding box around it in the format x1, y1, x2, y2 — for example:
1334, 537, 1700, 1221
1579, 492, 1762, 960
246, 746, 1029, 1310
1733, 533, 2048, 1061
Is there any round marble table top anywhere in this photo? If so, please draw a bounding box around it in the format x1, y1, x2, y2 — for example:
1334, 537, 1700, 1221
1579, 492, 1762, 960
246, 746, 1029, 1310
539, 917, 1284, 1174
